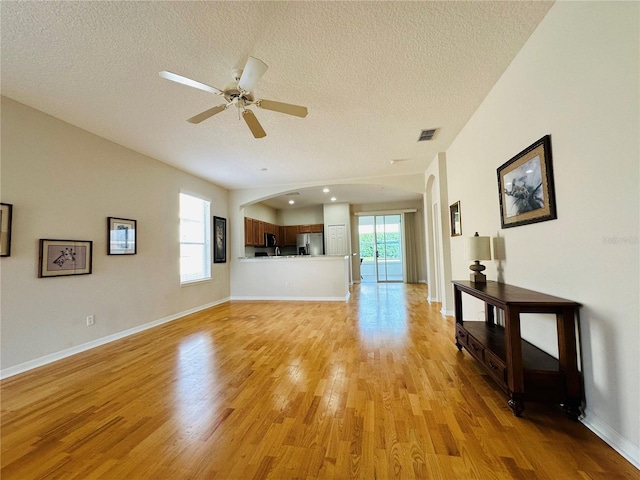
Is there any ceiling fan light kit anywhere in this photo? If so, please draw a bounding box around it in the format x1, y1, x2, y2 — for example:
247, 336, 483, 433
159, 56, 308, 138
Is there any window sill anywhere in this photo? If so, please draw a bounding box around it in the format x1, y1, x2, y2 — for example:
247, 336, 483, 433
180, 278, 212, 287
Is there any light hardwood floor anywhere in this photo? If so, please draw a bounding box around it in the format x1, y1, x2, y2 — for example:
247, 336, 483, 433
1, 283, 636, 479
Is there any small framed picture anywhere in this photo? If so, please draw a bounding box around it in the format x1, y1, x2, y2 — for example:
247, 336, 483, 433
449, 201, 462, 237
39, 239, 93, 278
213, 216, 226, 263
108, 217, 137, 255
497, 135, 557, 229
0, 203, 13, 257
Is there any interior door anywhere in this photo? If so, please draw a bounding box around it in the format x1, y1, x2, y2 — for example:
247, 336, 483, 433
326, 224, 347, 255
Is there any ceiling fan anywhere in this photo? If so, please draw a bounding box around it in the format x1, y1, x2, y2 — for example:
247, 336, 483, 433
159, 57, 308, 138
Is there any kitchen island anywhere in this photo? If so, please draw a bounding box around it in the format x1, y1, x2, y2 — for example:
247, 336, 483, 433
233, 255, 350, 301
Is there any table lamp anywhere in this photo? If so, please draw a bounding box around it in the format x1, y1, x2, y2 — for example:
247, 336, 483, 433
465, 232, 491, 283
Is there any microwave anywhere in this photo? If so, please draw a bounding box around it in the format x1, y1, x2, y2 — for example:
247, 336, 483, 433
264, 233, 277, 247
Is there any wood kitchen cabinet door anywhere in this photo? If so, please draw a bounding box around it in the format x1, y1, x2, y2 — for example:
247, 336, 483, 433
253, 221, 266, 246
275, 226, 284, 246
244, 217, 253, 246
283, 225, 299, 246
259, 222, 265, 245
299, 224, 323, 233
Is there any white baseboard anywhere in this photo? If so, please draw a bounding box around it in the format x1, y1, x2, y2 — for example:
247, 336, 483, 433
581, 410, 640, 469
230, 294, 349, 302
0, 297, 230, 380
440, 308, 454, 317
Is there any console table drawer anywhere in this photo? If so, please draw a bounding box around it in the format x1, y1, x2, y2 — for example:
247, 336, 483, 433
467, 335, 484, 362
455, 324, 468, 348
484, 349, 507, 387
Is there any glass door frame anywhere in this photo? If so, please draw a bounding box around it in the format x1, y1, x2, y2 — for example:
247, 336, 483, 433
358, 214, 404, 283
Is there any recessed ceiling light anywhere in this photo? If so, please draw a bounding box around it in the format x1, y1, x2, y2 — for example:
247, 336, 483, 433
330, 197, 337, 202
323, 188, 330, 193
288, 199, 295, 205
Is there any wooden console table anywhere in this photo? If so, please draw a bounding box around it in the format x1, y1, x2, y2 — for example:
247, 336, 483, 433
453, 280, 582, 419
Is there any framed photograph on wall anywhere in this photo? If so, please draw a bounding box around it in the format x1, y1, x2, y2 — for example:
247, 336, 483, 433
0, 203, 13, 257
497, 135, 557, 228
213, 216, 226, 263
39, 239, 93, 278
108, 217, 137, 255
449, 201, 462, 236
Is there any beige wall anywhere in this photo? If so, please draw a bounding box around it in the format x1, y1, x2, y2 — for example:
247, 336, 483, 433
278, 205, 324, 225
1, 97, 230, 373
445, 2, 639, 465
244, 203, 277, 223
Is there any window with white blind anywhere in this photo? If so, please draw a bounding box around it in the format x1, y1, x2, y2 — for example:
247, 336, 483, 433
179, 193, 211, 284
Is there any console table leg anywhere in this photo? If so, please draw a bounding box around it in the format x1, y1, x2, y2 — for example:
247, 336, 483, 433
563, 399, 582, 421
508, 394, 525, 417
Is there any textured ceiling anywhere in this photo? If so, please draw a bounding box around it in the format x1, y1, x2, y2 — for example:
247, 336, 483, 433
1, 1, 552, 205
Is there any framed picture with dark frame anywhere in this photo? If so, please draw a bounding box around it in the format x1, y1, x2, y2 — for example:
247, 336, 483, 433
0, 203, 13, 257
213, 216, 226, 263
449, 201, 462, 237
497, 135, 557, 229
108, 217, 137, 255
39, 239, 93, 278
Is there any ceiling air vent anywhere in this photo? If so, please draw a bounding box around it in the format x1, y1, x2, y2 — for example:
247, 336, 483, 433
285, 192, 300, 196
418, 128, 438, 142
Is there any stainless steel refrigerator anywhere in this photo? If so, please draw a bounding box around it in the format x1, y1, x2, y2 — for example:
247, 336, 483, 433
296, 233, 324, 256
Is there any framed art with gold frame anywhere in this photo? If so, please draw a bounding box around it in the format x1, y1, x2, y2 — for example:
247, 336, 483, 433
497, 135, 557, 229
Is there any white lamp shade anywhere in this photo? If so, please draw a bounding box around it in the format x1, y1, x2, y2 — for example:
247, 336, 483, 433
465, 235, 491, 261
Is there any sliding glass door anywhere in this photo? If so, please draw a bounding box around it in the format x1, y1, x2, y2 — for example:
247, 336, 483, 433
358, 214, 403, 282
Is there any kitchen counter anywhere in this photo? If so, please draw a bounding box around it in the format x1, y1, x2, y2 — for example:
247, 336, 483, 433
238, 255, 346, 261
232, 255, 350, 301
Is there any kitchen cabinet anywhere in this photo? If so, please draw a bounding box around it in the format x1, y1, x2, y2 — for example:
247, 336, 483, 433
299, 224, 324, 234
265, 223, 275, 235
244, 218, 253, 246
252, 220, 265, 246
244, 219, 323, 247
283, 226, 299, 246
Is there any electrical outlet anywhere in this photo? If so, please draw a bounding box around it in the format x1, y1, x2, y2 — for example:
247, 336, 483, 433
285, 282, 290, 289
86, 315, 95, 326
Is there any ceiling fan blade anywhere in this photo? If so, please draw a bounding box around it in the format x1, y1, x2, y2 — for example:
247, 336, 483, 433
159, 71, 223, 95
187, 104, 228, 124
242, 110, 266, 138
258, 99, 308, 118
238, 57, 268, 92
